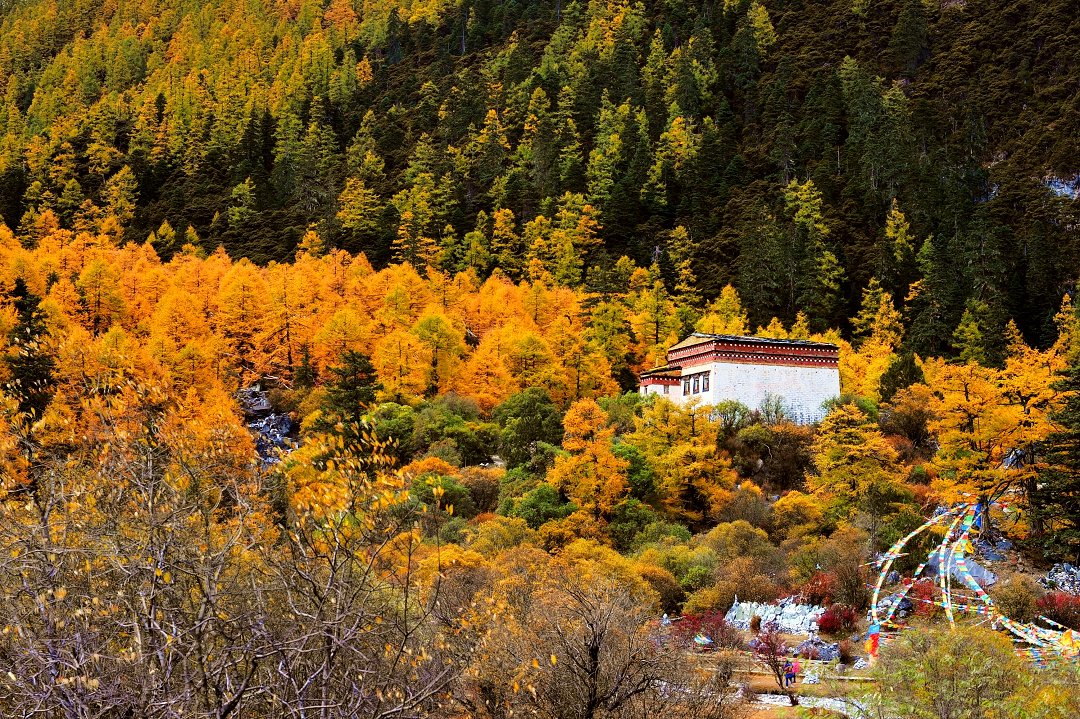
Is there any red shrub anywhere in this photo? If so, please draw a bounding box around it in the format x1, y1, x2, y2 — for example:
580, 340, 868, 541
816, 604, 858, 635
1036, 591, 1080, 630
674, 610, 744, 649
801, 571, 837, 606
910, 579, 941, 619
908, 484, 933, 506
885, 435, 917, 463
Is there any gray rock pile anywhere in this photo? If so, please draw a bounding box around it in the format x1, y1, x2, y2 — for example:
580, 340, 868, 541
237, 386, 273, 415
975, 537, 1012, 562
725, 596, 825, 634
249, 413, 293, 462
927, 546, 997, 586
873, 592, 913, 619
237, 384, 294, 466
793, 637, 841, 661
1039, 563, 1080, 595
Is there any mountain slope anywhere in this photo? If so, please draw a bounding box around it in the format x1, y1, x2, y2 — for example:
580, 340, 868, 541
0, 0, 1077, 356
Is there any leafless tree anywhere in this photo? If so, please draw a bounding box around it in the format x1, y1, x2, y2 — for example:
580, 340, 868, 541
0, 382, 270, 718
462, 559, 749, 719
754, 627, 797, 706
635, 650, 752, 719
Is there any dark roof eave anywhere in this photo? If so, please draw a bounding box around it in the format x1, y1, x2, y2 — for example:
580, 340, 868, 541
640, 365, 682, 378
670, 332, 839, 351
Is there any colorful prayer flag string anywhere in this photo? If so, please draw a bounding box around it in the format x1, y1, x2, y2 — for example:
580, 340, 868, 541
872, 502, 1079, 662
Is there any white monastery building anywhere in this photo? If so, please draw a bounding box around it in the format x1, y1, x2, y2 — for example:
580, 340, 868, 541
639, 333, 841, 424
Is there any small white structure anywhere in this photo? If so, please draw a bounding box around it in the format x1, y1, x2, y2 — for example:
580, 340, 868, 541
639, 333, 840, 424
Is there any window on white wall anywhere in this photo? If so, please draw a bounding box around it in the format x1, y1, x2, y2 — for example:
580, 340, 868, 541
683, 378, 690, 395
692, 376, 700, 393
663, 385, 669, 394
702, 373, 710, 392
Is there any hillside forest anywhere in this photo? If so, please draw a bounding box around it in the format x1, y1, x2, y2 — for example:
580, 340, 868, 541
1, 0, 1079, 356
2, 0, 1080, 715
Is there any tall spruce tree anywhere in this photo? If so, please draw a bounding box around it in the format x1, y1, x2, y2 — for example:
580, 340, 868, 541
323, 350, 382, 429
3, 279, 55, 421
1032, 362, 1080, 562
315, 351, 383, 452
2, 279, 55, 504
878, 352, 925, 403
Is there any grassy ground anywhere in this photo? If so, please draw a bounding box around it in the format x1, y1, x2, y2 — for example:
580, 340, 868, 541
691, 648, 875, 718
742, 677, 862, 719
740, 673, 865, 698
747, 709, 846, 719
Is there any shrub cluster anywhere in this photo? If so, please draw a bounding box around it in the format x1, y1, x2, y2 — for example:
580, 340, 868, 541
674, 611, 745, 650
816, 604, 859, 635
910, 580, 941, 619
801, 571, 837, 606
991, 576, 1041, 624
1036, 591, 1080, 630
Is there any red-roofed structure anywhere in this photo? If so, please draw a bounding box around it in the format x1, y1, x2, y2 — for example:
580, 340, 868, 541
639, 333, 840, 423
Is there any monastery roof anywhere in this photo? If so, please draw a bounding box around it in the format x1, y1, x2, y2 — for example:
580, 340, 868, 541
667, 332, 839, 352
639, 365, 682, 379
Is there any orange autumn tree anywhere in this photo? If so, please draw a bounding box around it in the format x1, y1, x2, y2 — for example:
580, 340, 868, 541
695, 284, 749, 335
839, 278, 904, 400
456, 332, 517, 412
1000, 321, 1062, 525
807, 401, 908, 545
924, 358, 1016, 504
0, 231, 654, 409
923, 319, 1063, 515
624, 397, 739, 527
547, 398, 628, 520
412, 310, 466, 395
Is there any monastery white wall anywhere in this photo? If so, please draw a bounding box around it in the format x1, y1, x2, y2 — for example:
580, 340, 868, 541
675, 361, 840, 424
641, 383, 676, 398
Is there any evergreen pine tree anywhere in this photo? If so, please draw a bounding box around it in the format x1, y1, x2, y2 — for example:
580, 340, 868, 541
878, 352, 925, 403
294, 344, 318, 389
888, 0, 929, 77
320, 350, 382, 439
1032, 362, 1080, 562
3, 279, 55, 420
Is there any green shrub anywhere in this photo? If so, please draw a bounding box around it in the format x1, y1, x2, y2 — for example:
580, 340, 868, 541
504, 484, 576, 529
991, 575, 1042, 624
